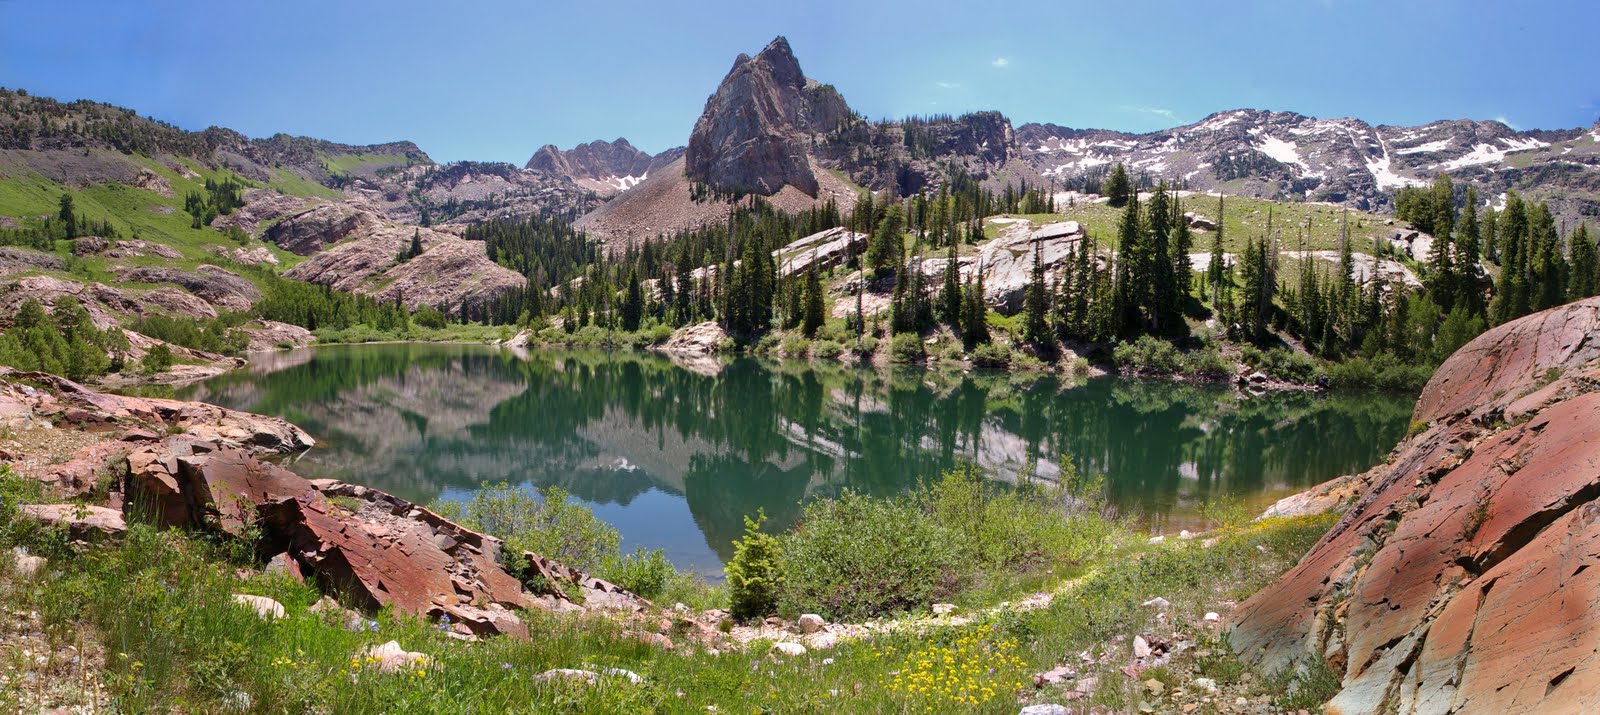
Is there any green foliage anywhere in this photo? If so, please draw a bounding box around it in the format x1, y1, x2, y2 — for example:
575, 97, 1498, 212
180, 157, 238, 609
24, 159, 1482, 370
1324, 353, 1434, 391
969, 341, 1012, 368
810, 339, 844, 359
776, 465, 1116, 620
129, 313, 249, 356
888, 332, 925, 363
726, 511, 782, 622
140, 343, 174, 375
0, 297, 128, 380
1113, 335, 1183, 374
1240, 346, 1321, 384
599, 547, 675, 600
432, 482, 618, 574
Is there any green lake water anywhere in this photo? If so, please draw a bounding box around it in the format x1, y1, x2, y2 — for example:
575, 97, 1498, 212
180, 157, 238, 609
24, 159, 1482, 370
177, 344, 1415, 576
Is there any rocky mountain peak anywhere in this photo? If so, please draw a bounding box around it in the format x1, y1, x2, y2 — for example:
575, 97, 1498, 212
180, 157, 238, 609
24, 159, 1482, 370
685, 35, 833, 198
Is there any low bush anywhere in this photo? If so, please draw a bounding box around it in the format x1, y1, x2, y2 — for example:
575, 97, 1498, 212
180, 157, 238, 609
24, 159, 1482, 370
888, 332, 925, 364
969, 341, 1012, 368
773, 464, 1118, 621
1113, 335, 1182, 374
852, 335, 879, 359
1240, 346, 1323, 384
810, 339, 844, 359
1181, 347, 1234, 378
1324, 353, 1432, 391
780, 336, 811, 358
600, 546, 675, 600
432, 483, 618, 574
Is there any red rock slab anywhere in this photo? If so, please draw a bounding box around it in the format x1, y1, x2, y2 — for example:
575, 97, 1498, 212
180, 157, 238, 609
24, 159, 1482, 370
1414, 297, 1600, 424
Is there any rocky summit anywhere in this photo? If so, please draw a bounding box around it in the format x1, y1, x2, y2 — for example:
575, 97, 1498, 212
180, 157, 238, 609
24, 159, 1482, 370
684, 36, 851, 198
1229, 297, 1600, 714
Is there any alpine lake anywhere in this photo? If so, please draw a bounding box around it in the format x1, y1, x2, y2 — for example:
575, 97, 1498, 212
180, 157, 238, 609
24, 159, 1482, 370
177, 343, 1414, 577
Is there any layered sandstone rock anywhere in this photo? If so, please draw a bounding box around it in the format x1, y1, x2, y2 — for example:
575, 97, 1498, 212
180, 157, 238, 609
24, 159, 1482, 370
1228, 297, 1600, 714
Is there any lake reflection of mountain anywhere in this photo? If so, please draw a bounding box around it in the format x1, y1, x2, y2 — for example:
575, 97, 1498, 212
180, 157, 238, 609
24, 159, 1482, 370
180, 344, 1414, 576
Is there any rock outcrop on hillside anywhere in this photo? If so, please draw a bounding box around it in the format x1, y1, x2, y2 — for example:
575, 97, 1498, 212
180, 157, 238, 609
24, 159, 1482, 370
1228, 297, 1600, 714
278, 202, 525, 313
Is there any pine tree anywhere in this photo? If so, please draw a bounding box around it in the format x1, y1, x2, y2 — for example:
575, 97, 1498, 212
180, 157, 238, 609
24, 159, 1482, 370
58, 193, 77, 239
961, 272, 989, 349
1112, 192, 1143, 334
1102, 163, 1132, 208
1207, 195, 1225, 312
1022, 235, 1051, 347
801, 264, 825, 337
1569, 224, 1597, 299
621, 268, 644, 331
938, 240, 961, 327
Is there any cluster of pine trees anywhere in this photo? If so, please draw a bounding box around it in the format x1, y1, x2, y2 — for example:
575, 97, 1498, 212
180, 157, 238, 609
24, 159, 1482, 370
183, 177, 247, 229
0, 297, 130, 379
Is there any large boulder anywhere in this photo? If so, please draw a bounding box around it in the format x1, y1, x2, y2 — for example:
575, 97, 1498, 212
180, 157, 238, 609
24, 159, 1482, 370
1228, 297, 1600, 714
126, 438, 315, 534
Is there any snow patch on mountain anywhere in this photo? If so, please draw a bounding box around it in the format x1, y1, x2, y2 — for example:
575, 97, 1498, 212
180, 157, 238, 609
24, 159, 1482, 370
1440, 137, 1548, 171
1396, 139, 1452, 155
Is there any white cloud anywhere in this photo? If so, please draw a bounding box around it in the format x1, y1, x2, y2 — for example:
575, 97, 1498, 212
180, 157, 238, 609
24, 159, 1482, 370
1120, 105, 1178, 121
991, 57, 1009, 68
936, 81, 960, 89
1494, 116, 1520, 130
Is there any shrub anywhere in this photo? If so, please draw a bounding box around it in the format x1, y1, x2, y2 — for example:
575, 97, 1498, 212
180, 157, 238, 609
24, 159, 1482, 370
1113, 335, 1182, 374
810, 339, 844, 359
1325, 353, 1432, 392
1181, 347, 1234, 378
726, 511, 782, 622
775, 465, 1117, 620
777, 490, 958, 620
970, 341, 1012, 368
413, 306, 449, 329
140, 343, 175, 375
601, 546, 675, 600
852, 335, 879, 359
888, 332, 925, 364
1240, 346, 1322, 384
431, 482, 619, 574
780, 336, 811, 358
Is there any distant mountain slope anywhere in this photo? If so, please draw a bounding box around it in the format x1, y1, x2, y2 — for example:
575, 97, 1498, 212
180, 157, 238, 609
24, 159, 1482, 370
526, 138, 684, 197
578, 36, 1600, 242
1014, 110, 1600, 220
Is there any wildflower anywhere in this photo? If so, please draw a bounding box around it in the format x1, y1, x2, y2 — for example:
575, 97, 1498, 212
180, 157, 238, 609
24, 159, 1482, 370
500, 662, 512, 669
368, 620, 379, 632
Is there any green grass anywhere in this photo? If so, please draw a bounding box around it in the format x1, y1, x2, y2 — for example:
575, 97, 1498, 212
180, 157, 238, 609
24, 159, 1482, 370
268, 168, 345, 201
320, 153, 413, 178
0, 456, 1342, 714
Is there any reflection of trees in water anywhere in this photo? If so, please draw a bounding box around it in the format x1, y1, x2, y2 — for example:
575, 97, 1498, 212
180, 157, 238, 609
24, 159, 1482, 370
187, 345, 1414, 562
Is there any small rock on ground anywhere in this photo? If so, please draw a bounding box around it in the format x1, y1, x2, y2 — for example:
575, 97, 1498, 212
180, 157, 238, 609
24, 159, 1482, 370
231, 594, 285, 620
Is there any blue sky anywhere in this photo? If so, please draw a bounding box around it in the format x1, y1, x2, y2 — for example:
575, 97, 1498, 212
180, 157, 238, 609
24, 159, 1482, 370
2, 0, 1596, 163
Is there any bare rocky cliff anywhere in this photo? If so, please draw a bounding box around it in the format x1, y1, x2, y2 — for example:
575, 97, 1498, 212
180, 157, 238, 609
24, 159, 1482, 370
1228, 297, 1600, 714
684, 36, 849, 198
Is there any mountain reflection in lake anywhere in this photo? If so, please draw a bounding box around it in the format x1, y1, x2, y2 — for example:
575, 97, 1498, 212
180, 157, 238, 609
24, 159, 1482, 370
179, 344, 1413, 576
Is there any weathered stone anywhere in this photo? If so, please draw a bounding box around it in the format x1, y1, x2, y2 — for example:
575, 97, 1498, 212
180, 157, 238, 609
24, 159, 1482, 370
1229, 298, 1600, 713
126, 438, 313, 533
1019, 705, 1070, 715
685, 37, 835, 197
12, 550, 46, 579
359, 640, 427, 674
231, 594, 286, 621
932, 603, 957, 615
772, 641, 808, 657
19, 504, 126, 540
797, 613, 826, 634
